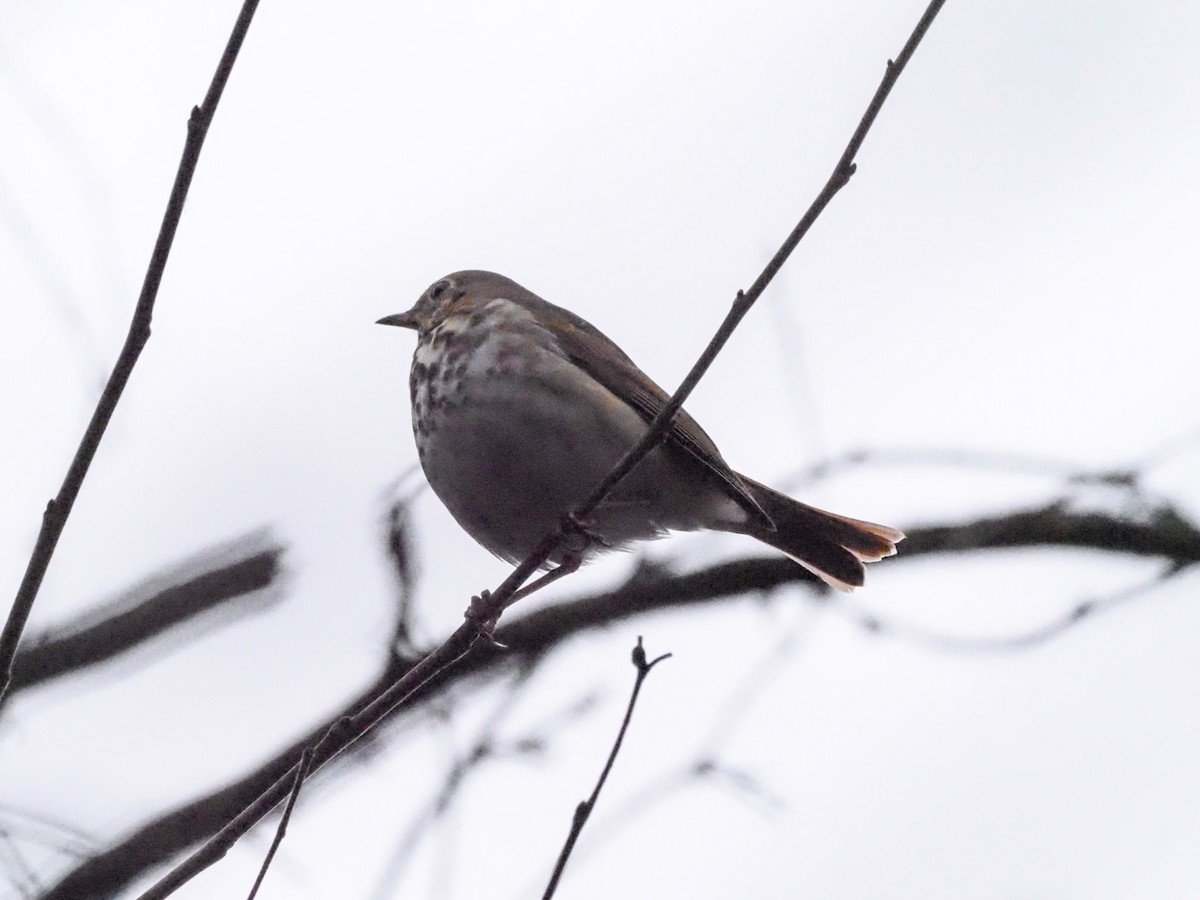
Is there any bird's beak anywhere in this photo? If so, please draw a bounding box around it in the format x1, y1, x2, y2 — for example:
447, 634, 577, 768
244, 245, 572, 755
376, 310, 418, 329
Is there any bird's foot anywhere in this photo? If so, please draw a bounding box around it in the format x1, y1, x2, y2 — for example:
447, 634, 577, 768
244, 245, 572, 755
466, 589, 507, 650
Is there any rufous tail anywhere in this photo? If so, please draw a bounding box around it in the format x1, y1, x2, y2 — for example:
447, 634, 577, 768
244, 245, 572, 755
732, 476, 904, 591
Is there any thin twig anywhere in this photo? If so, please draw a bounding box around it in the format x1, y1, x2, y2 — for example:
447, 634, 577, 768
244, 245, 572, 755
0, 0, 263, 705
841, 563, 1190, 652
0, 828, 44, 897
0, 804, 97, 858
788, 447, 1127, 489
542, 638, 671, 900
383, 464, 425, 653
131, 625, 489, 900
245, 748, 312, 900
527, 629, 807, 895
367, 664, 536, 900
102, 6, 949, 897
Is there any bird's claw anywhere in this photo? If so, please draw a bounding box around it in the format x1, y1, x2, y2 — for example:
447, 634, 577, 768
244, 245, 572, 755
561, 512, 609, 553
466, 590, 507, 650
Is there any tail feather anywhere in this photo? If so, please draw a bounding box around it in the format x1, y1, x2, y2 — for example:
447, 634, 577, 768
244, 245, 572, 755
731, 476, 904, 591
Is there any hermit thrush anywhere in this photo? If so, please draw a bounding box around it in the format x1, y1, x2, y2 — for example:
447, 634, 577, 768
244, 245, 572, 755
378, 271, 902, 590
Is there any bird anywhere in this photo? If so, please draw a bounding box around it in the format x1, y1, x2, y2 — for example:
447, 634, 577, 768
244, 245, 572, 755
377, 270, 902, 591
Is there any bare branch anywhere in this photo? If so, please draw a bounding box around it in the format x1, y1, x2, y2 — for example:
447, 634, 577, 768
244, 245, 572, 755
899, 503, 1200, 561
245, 748, 311, 900
841, 564, 1188, 652
0, 0, 263, 704
8, 532, 282, 695
36, 501, 1199, 900
542, 639, 670, 900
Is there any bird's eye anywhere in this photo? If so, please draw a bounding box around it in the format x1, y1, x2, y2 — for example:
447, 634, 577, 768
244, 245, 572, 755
429, 280, 451, 301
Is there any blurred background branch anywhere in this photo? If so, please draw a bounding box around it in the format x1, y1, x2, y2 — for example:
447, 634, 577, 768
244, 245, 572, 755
33, 480, 1200, 899
7, 530, 283, 697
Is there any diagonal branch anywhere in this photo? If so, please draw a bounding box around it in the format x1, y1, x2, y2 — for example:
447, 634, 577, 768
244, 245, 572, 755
0, 0, 263, 704
471, 0, 949, 624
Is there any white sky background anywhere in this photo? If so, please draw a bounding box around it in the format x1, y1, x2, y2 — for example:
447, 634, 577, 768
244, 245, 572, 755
2, 0, 1200, 897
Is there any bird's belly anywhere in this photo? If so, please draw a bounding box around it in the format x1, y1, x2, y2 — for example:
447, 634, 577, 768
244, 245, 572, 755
414, 358, 728, 564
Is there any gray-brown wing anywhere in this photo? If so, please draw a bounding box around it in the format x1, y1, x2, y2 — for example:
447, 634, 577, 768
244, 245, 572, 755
543, 307, 774, 530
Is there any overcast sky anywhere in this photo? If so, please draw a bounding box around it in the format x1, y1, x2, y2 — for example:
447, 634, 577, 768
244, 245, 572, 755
3, 1, 1199, 898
